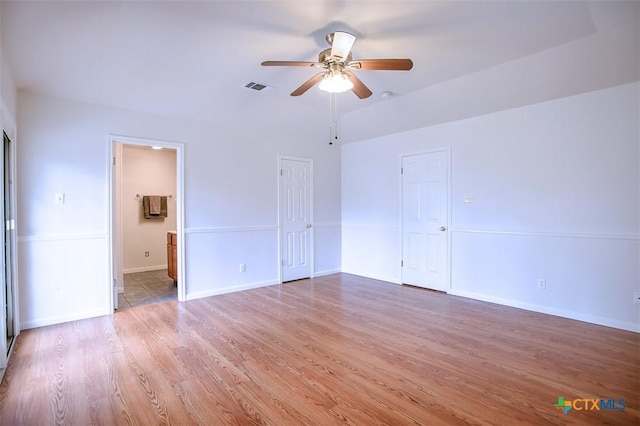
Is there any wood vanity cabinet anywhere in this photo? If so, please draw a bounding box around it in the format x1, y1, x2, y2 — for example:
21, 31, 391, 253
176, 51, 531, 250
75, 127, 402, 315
167, 231, 177, 284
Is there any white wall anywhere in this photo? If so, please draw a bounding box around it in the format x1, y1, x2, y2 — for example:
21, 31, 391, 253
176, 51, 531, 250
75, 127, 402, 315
17, 91, 342, 328
1, 3, 18, 123
1, 22, 17, 137
342, 82, 639, 332
121, 145, 177, 272
1, 56, 16, 122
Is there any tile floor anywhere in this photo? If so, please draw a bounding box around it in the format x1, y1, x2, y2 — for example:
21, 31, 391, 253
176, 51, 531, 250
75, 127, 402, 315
117, 269, 177, 310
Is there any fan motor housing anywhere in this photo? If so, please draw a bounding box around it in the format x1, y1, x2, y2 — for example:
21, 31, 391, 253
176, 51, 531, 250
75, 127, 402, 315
319, 48, 352, 65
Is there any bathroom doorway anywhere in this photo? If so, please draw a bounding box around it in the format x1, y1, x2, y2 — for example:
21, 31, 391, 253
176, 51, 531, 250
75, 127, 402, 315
109, 135, 185, 311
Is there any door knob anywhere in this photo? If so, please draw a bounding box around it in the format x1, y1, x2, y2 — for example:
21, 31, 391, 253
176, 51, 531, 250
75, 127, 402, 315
440, 226, 446, 232
306, 224, 312, 228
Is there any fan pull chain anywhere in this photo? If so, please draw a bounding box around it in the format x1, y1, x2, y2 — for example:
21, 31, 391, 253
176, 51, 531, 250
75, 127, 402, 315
328, 93, 339, 145
328, 92, 333, 145
335, 93, 339, 141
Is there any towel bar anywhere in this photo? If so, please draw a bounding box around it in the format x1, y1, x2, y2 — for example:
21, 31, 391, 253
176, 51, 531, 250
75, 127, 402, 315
135, 194, 173, 199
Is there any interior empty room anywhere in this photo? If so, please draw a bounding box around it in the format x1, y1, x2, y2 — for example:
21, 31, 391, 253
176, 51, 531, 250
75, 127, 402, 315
0, 1, 638, 424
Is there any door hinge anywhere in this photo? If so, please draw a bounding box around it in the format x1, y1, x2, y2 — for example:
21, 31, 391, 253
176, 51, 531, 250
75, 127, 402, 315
112, 157, 116, 166
280, 169, 283, 176
113, 278, 117, 287
401, 260, 404, 267
401, 167, 403, 174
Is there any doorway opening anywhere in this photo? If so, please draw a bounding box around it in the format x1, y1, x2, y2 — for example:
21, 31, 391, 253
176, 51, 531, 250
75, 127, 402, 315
109, 135, 185, 311
1, 131, 17, 369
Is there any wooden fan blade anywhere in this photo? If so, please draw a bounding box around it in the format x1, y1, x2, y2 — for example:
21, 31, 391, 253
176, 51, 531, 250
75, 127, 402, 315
291, 72, 326, 96
349, 59, 413, 71
261, 61, 320, 67
343, 71, 372, 99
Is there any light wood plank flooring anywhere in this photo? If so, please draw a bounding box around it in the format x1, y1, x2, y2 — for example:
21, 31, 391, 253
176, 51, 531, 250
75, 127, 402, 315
0, 273, 637, 425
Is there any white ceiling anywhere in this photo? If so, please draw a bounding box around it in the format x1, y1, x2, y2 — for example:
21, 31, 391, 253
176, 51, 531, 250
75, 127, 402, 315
1, 1, 639, 128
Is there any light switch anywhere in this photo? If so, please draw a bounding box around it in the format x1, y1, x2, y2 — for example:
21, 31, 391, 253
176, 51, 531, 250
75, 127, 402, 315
464, 195, 473, 203
55, 193, 65, 204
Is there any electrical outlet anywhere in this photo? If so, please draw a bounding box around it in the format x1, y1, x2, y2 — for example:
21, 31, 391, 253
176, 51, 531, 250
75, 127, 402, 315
144, 251, 149, 257
239, 264, 246, 273
634, 292, 640, 304
537, 279, 546, 289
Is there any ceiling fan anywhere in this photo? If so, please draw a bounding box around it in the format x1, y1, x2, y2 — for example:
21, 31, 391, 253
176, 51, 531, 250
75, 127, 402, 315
261, 31, 413, 99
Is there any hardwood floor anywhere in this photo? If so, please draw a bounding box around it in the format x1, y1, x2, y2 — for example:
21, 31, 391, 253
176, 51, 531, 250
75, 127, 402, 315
0, 273, 637, 425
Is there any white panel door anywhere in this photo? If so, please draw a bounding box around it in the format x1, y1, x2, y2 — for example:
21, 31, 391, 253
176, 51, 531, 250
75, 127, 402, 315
280, 158, 312, 282
402, 151, 449, 291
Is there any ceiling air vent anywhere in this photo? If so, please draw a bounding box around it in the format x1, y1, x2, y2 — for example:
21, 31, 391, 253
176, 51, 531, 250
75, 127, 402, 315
244, 82, 271, 92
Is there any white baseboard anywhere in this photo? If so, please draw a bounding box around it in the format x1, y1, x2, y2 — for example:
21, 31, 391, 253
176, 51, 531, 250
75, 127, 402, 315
186, 279, 280, 301
123, 265, 167, 274
341, 269, 401, 285
448, 288, 639, 333
314, 268, 342, 277
21, 308, 111, 330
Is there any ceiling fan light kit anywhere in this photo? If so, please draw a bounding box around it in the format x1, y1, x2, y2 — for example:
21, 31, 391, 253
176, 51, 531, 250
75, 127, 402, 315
318, 70, 354, 93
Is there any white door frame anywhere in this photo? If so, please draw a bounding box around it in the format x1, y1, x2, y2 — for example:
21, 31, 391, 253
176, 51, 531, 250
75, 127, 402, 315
0, 103, 19, 372
277, 155, 314, 283
399, 147, 452, 292
107, 135, 186, 311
